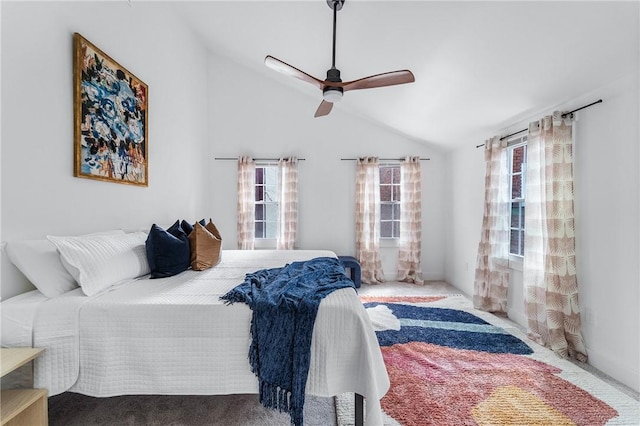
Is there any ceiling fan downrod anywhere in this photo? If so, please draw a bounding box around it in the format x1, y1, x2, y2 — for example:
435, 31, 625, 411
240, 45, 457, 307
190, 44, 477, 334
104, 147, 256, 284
324, 0, 345, 102
330, 0, 341, 69
327, 0, 344, 68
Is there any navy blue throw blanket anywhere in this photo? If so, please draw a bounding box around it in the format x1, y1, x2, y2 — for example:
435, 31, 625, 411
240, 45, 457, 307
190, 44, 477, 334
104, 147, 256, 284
220, 257, 356, 426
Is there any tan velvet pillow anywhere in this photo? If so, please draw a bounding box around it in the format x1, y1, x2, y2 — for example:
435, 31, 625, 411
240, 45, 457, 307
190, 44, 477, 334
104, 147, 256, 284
188, 220, 222, 271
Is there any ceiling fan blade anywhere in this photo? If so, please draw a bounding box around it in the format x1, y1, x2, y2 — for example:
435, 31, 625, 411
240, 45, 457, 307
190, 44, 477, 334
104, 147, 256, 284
265, 55, 325, 91
342, 70, 415, 92
314, 100, 333, 118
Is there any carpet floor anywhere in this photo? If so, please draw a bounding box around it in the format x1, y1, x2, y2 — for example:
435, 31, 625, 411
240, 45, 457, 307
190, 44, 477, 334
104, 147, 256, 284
49, 393, 335, 425
335, 294, 640, 426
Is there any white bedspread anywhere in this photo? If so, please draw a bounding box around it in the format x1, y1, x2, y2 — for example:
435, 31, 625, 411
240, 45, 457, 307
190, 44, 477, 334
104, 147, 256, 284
6, 250, 389, 424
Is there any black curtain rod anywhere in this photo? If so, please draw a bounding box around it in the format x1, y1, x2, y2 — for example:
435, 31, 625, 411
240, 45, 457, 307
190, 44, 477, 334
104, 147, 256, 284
214, 157, 306, 161
475, 99, 603, 148
340, 157, 430, 161
498, 128, 527, 142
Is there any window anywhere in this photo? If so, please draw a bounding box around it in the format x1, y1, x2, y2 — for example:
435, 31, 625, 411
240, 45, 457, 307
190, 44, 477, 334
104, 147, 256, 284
254, 165, 278, 239
508, 137, 527, 256
380, 165, 401, 239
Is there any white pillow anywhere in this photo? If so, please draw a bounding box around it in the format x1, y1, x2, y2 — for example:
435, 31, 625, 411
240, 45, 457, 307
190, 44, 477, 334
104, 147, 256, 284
47, 231, 150, 296
5, 230, 125, 298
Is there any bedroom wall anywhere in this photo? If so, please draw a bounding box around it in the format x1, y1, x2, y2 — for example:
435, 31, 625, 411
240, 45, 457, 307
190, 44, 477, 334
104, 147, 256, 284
443, 70, 640, 392
1, 1, 447, 299
205, 52, 446, 283
1, 1, 210, 299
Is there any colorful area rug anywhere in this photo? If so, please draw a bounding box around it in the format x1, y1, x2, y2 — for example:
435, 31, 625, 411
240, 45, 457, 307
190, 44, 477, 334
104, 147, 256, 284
336, 295, 639, 426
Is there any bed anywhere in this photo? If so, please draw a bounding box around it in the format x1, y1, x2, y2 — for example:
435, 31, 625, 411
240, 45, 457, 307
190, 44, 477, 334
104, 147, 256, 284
2, 243, 389, 425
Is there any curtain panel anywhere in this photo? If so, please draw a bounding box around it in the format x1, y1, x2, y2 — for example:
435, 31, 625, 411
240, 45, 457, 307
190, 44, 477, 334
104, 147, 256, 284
237, 156, 256, 250
474, 136, 511, 313
276, 157, 298, 250
524, 112, 588, 362
397, 156, 424, 285
355, 157, 385, 284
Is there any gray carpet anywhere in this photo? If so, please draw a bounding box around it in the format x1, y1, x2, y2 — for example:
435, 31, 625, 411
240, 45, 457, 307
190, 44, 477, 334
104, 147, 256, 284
48, 392, 337, 425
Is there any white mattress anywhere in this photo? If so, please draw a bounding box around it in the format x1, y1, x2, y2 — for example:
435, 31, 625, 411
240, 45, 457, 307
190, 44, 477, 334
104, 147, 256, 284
2, 250, 389, 424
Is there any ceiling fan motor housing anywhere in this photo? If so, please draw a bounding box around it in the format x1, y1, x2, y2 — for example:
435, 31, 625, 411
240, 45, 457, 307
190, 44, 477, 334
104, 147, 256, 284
323, 68, 343, 102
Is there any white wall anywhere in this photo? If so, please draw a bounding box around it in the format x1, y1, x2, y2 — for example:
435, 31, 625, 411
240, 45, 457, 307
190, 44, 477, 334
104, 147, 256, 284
443, 142, 485, 298
1, 1, 447, 299
206, 52, 446, 282
1, 1, 210, 299
572, 72, 639, 392
444, 71, 640, 392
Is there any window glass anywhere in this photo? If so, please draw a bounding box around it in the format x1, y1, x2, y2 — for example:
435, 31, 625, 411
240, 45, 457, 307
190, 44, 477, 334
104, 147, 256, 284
255, 204, 264, 221
508, 138, 527, 256
392, 185, 400, 202
255, 165, 278, 239
380, 185, 391, 202
380, 165, 401, 239
255, 186, 264, 202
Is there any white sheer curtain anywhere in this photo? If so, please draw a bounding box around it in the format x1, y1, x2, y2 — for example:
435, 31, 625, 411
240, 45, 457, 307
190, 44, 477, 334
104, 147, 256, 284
524, 112, 587, 361
237, 156, 255, 250
474, 136, 510, 313
276, 157, 298, 250
397, 156, 424, 285
355, 157, 385, 284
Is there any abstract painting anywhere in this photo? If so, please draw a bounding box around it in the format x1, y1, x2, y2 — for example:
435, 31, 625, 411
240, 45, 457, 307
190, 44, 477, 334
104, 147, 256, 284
73, 33, 148, 186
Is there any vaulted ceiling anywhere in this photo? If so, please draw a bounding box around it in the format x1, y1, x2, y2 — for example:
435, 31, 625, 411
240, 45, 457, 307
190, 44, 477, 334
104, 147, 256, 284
175, 1, 638, 150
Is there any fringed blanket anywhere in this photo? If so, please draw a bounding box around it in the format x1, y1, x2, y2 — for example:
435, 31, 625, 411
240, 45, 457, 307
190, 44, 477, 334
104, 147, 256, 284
220, 256, 356, 426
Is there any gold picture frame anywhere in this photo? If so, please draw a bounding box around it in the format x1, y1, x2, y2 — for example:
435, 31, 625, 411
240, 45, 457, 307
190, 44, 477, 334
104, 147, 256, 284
73, 33, 148, 186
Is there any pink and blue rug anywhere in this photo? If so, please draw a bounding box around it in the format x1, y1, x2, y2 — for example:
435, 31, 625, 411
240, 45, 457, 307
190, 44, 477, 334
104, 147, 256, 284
336, 295, 639, 426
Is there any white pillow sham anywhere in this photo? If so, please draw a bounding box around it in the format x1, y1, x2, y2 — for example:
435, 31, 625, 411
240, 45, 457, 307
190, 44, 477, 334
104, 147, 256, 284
5, 230, 125, 298
47, 231, 150, 297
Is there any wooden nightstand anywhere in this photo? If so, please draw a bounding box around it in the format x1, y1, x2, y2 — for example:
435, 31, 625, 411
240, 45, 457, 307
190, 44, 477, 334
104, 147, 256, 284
1, 348, 48, 426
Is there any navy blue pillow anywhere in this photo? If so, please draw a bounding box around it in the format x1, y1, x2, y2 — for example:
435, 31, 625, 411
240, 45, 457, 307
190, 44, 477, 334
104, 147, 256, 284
181, 219, 205, 236
146, 221, 190, 278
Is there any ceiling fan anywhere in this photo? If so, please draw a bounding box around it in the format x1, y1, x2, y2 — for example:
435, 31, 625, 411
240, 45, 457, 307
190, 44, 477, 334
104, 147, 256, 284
264, 0, 415, 118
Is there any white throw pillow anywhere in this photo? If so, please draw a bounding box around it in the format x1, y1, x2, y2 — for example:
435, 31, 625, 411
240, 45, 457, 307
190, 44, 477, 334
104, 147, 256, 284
5, 230, 125, 298
47, 231, 150, 296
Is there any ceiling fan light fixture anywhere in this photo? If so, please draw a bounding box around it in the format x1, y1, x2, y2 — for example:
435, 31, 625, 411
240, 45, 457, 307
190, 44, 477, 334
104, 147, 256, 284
323, 87, 343, 103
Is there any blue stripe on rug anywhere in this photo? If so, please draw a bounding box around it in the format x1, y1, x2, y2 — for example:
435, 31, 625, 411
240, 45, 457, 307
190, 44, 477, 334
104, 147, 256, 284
365, 303, 533, 355
400, 319, 511, 335
367, 303, 490, 324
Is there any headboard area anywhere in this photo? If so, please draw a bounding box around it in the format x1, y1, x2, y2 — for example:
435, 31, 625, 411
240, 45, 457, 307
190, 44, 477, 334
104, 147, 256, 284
2, 251, 37, 300
2, 225, 163, 301
1, 219, 224, 301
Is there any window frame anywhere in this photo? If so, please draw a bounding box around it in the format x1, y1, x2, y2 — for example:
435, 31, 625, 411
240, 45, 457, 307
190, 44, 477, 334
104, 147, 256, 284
379, 163, 401, 241
253, 163, 279, 246
507, 136, 527, 266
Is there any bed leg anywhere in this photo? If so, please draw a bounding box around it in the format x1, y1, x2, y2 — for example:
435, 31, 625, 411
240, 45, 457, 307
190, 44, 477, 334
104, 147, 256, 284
355, 393, 364, 426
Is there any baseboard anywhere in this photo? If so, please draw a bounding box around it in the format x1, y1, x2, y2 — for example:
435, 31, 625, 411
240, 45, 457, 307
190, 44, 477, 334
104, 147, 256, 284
586, 346, 640, 393
381, 272, 444, 282
502, 310, 639, 394
506, 308, 528, 329
422, 272, 445, 281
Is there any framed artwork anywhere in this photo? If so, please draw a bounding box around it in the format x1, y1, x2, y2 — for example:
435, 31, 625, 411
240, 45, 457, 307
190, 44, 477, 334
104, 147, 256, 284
73, 33, 148, 186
